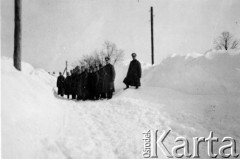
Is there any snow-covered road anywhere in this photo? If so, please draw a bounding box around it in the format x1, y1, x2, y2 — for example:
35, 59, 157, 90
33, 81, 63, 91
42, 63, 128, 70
38, 87, 240, 159
2, 50, 240, 159
40, 90, 170, 159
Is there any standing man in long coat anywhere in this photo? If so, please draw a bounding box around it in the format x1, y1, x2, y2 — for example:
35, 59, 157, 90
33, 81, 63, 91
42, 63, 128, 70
87, 66, 95, 100
71, 69, 77, 99
123, 53, 142, 89
103, 57, 116, 99
92, 66, 99, 100
82, 67, 89, 101
76, 67, 83, 100
64, 72, 72, 99
97, 64, 105, 99
57, 72, 65, 96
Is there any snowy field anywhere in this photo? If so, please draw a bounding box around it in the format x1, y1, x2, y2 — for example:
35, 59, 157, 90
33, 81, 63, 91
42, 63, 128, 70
2, 50, 240, 159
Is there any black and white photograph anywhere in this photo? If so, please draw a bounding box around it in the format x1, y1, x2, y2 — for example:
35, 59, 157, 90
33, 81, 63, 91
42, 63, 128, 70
1, 0, 240, 158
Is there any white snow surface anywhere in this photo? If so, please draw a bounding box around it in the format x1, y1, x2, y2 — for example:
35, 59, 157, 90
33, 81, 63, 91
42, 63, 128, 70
2, 50, 240, 159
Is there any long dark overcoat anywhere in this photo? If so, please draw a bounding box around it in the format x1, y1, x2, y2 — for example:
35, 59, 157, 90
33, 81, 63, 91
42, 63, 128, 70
57, 75, 65, 95
92, 72, 99, 96
64, 76, 72, 95
87, 72, 94, 98
123, 59, 142, 87
82, 71, 89, 100
71, 73, 78, 96
103, 64, 116, 93
76, 73, 82, 99
97, 68, 105, 94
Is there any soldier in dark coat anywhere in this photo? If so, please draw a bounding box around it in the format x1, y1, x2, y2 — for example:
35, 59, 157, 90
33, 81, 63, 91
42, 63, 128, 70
96, 64, 106, 99
87, 67, 97, 100
69, 70, 73, 98
71, 69, 78, 99
123, 53, 142, 89
64, 72, 72, 99
87, 67, 94, 100
92, 66, 99, 100
87, 66, 99, 100
82, 68, 89, 101
57, 72, 65, 96
76, 68, 83, 100
103, 57, 116, 99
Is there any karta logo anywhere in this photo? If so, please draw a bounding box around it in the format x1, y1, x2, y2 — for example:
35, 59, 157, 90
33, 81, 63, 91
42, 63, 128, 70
142, 130, 239, 158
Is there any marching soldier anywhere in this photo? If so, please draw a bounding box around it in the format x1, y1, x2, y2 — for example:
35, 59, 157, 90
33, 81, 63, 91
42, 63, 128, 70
57, 72, 65, 96
71, 68, 78, 99
96, 64, 105, 99
64, 72, 72, 99
103, 57, 116, 99
92, 66, 99, 100
88, 66, 94, 100
82, 67, 89, 101
76, 67, 83, 100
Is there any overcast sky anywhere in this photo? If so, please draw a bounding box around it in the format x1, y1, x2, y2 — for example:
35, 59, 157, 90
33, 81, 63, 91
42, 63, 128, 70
2, 0, 240, 72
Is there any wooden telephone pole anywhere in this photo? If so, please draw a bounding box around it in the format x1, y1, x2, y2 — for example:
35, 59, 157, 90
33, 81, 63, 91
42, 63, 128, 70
63, 61, 68, 75
150, 6, 154, 65
14, 0, 22, 71
65, 61, 68, 73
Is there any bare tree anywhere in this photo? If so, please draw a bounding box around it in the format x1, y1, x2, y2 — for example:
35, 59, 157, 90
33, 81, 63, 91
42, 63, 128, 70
74, 41, 124, 68
82, 55, 94, 67
112, 49, 124, 65
102, 41, 116, 57
231, 40, 239, 49
101, 41, 124, 65
13, 0, 22, 71
92, 50, 102, 65
99, 50, 106, 64
214, 31, 239, 50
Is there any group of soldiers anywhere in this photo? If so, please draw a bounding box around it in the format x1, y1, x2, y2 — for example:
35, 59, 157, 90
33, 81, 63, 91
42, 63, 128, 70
57, 53, 142, 100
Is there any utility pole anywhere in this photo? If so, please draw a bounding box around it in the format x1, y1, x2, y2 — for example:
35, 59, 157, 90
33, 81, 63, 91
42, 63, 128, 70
150, 6, 154, 65
66, 61, 68, 73
14, 0, 22, 71
63, 61, 68, 75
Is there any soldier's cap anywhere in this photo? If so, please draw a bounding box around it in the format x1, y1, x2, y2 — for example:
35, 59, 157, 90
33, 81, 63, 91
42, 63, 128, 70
105, 57, 110, 61
131, 53, 137, 57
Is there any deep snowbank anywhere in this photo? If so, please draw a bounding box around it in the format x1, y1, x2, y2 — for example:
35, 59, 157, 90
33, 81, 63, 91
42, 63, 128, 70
2, 57, 65, 159
2, 50, 240, 159
142, 50, 240, 95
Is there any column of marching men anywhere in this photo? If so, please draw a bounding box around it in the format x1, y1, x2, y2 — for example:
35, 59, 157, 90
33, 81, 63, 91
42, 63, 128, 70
57, 56, 115, 100
56, 53, 142, 100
